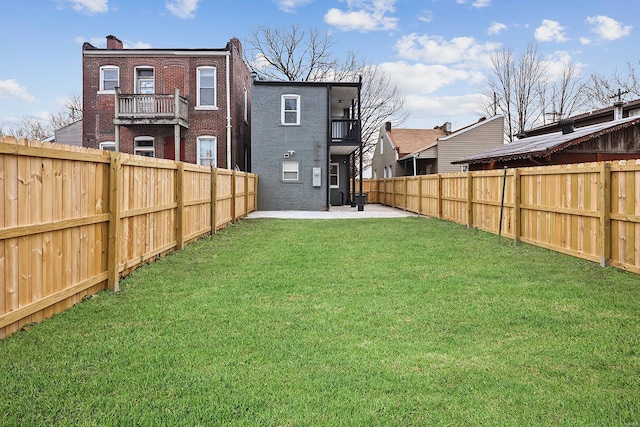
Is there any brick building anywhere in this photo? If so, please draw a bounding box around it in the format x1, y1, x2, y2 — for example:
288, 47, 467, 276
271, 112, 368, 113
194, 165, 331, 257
82, 35, 251, 170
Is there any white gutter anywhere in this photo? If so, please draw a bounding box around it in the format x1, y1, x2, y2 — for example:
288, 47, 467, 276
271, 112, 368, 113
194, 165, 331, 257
226, 53, 232, 169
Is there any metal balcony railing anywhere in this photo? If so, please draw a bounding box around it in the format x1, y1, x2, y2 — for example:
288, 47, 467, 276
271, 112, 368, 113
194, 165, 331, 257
331, 119, 361, 143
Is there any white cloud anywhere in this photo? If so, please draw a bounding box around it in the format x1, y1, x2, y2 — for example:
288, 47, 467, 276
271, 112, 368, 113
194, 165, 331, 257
403, 93, 484, 128
166, 0, 201, 19
542, 51, 585, 81
0, 79, 36, 103
456, 0, 491, 7
378, 62, 482, 95
472, 0, 491, 7
124, 40, 153, 49
535, 19, 568, 42
488, 22, 507, 35
586, 15, 632, 41
277, 0, 313, 13
62, 0, 109, 14
395, 33, 500, 68
580, 37, 591, 45
324, 0, 398, 32
418, 10, 433, 23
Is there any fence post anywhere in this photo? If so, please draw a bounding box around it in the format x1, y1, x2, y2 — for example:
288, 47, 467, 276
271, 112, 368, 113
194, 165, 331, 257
467, 171, 473, 228
212, 168, 218, 234
401, 177, 406, 210
231, 170, 237, 222
418, 176, 423, 215
437, 174, 443, 219
244, 172, 249, 217
599, 162, 611, 267
107, 152, 122, 292
176, 162, 184, 250
513, 168, 521, 244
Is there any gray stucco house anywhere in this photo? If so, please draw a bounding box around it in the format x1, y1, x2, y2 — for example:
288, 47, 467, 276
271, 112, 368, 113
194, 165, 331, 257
251, 78, 363, 211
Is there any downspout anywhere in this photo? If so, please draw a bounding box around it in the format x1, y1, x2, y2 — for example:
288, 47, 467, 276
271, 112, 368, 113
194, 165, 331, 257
413, 155, 417, 176
226, 53, 232, 170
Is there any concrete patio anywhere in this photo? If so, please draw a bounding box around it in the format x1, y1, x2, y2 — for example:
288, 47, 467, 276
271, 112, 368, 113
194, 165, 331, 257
245, 204, 418, 219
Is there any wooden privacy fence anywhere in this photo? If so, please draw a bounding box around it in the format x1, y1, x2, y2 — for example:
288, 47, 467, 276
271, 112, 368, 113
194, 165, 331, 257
0, 136, 257, 339
359, 160, 640, 275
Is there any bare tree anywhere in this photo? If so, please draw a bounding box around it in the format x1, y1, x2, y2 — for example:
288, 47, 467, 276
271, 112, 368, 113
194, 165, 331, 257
585, 59, 640, 108
49, 93, 83, 130
481, 43, 590, 140
245, 24, 407, 160
538, 61, 588, 124
1, 94, 82, 140
246, 24, 340, 82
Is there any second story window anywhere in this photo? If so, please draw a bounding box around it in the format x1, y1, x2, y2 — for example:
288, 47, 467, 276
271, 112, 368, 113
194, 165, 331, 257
281, 94, 300, 125
99, 66, 119, 93
197, 66, 216, 109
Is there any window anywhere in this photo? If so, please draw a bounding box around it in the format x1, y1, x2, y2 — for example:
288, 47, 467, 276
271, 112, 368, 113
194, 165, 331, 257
282, 161, 299, 181
380, 137, 384, 154
281, 94, 300, 125
99, 141, 116, 151
243, 86, 248, 122
197, 66, 216, 109
461, 164, 469, 172
135, 67, 155, 94
99, 66, 119, 92
197, 136, 217, 166
329, 163, 339, 188
134, 136, 155, 157
383, 166, 387, 178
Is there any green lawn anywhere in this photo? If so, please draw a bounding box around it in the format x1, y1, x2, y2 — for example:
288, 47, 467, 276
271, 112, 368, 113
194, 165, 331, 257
1, 217, 638, 426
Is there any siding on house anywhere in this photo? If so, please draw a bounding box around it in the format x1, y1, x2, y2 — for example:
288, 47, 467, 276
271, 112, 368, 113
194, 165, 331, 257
54, 120, 83, 147
371, 131, 398, 178
251, 83, 329, 211
437, 115, 504, 173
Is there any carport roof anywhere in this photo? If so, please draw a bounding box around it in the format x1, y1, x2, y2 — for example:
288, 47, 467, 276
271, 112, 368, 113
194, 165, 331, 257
453, 116, 640, 164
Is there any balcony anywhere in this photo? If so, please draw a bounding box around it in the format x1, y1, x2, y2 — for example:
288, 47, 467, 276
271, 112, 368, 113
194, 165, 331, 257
331, 119, 361, 143
114, 88, 189, 128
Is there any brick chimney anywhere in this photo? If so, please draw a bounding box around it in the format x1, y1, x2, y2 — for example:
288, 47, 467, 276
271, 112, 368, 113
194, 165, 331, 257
385, 122, 391, 132
106, 35, 123, 50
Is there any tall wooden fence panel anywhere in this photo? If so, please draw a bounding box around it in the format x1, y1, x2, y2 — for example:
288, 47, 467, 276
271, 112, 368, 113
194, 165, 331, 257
1, 136, 257, 339
359, 159, 640, 275
610, 162, 640, 272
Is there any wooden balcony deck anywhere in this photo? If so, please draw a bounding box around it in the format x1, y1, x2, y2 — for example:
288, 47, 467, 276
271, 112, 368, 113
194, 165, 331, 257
114, 88, 188, 127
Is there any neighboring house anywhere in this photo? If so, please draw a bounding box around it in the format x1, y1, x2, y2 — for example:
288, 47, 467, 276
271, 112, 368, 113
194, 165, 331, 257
524, 98, 640, 138
82, 35, 252, 170
54, 120, 83, 147
251, 79, 362, 210
453, 116, 640, 170
372, 115, 504, 177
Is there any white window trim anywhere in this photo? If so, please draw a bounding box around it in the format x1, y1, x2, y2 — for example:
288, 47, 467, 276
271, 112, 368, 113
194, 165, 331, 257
380, 137, 384, 154
99, 141, 116, 151
134, 136, 155, 158
197, 136, 217, 167
329, 162, 339, 189
98, 65, 119, 94
196, 66, 218, 110
282, 160, 299, 181
281, 94, 300, 125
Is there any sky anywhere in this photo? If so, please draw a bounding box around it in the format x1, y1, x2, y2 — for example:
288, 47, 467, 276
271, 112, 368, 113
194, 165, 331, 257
0, 0, 639, 134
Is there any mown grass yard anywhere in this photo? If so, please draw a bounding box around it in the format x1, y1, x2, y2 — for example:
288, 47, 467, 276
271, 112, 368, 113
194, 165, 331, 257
0, 217, 638, 426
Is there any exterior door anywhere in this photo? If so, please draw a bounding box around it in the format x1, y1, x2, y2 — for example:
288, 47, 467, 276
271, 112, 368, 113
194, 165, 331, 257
136, 68, 154, 113
164, 136, 185, 161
